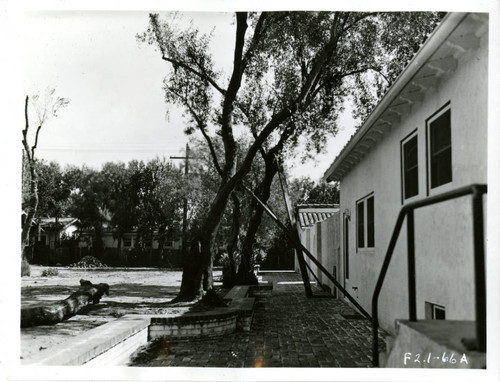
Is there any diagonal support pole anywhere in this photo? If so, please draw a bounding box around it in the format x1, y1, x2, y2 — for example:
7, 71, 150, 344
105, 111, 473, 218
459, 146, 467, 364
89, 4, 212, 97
242, 183, 371, 320
275, 159, 313, 298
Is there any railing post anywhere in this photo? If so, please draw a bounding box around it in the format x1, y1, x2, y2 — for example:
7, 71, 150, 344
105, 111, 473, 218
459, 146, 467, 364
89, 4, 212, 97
372, 308, 379, 367
407, 209, 417, 321
472, 187, 486, 352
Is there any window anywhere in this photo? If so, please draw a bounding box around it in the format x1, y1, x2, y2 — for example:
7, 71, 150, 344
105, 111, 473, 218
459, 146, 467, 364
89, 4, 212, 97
425, 302, 446, 320
402, 132, 419, 200
433, 305, 446, 320
316, 223, 322, 259
343, 213, 350, 280
427, 105, 452, 189
165, 232, 174, 248
357, 194, 374, 250
123, 235, 132, 247
357, 201, 365, 248
367, 196, 375, 247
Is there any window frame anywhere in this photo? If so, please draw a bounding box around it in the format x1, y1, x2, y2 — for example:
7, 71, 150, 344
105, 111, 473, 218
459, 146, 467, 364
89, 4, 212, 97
400, 129, 419, 203
123, 235, 132, 247
425, 301, 446, 320
426, 102, 452, 195
356, 192, 375, 251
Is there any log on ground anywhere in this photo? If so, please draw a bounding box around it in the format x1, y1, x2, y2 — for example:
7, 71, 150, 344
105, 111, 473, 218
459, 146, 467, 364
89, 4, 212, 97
21, 279, 110, 328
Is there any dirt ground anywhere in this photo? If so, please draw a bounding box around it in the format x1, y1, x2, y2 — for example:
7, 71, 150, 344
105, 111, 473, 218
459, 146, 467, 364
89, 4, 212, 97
20, 266, 222, 362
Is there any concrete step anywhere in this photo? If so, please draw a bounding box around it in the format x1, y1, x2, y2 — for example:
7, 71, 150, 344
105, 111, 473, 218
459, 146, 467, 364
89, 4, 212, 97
384, 320, 486, 368
24, 315, 150, 366
224, 285, 251, 301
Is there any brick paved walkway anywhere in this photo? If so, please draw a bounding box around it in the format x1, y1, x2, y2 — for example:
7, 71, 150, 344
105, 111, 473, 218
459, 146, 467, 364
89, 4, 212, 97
131, 271, 387, 367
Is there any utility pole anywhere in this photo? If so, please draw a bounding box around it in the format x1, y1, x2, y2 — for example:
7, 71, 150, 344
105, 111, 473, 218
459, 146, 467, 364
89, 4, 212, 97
170, 143, 190, 259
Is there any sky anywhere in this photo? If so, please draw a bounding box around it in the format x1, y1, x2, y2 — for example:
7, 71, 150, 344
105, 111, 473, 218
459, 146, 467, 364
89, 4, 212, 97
22, 10, 357, 182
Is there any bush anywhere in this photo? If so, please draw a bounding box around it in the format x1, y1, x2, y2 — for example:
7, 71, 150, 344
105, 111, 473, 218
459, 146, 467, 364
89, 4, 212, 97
41, 267, 59, 277
21, 258, 31, 277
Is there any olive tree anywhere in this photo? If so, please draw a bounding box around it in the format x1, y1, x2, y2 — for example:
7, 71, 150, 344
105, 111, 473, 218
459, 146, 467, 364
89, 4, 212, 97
139, 11, 443, 300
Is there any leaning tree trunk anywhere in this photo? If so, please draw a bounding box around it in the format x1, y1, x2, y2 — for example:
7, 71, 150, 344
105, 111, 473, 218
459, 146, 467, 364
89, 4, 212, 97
21, 280, 110, 328
237, 157, 278, 285
175, 174, 237, 301
223, 192, 241, 288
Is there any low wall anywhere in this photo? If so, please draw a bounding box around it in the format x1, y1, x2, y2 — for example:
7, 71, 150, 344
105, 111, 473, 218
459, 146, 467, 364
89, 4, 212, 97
23, 283, 270, 366
149, 309, 239, 339
24, 315, 151, 366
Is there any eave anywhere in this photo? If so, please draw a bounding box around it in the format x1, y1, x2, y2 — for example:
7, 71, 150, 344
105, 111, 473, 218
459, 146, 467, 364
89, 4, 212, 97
323, 12, 488, 183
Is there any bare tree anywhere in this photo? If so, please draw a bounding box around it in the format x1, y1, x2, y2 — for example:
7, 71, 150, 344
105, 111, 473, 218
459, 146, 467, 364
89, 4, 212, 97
21, 89, 69, 269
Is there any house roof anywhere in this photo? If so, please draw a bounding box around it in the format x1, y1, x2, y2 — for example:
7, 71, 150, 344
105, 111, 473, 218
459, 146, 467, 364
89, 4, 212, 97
323, 12, 488, 182
297, 204, 339, 229
38, 217, 79, 229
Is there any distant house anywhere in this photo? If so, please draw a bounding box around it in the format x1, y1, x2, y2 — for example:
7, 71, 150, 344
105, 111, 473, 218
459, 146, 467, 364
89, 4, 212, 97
296, 204, 340, 294
30, 217, 79, 249
323, 13, 488, 334
77, 229, 182, 251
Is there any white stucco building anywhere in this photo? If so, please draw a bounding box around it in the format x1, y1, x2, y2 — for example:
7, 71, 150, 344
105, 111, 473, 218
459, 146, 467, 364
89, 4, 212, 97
323, 13, 488, 334
296, 205, 340, 294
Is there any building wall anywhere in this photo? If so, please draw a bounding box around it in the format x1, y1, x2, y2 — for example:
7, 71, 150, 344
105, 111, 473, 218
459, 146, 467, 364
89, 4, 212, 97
80, 232, 182, 250
338, 32, 488, 333
46, 224, 79, 249
318, 216, 341, 293
297, 213, 341, 293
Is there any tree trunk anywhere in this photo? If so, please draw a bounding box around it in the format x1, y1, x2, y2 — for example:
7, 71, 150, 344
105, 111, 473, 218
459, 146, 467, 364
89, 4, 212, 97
21, 159, 39, 261
21, 279, 110, 328
223, 192, 241, 288
228, 193, 240, 274
237, 156, 278, 285
175, 174, 237, 301
175, 238, 204, 301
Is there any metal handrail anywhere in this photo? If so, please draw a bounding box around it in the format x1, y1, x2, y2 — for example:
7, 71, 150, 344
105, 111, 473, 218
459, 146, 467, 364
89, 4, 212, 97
371, 184, 487, 366
243, 183, 372, 320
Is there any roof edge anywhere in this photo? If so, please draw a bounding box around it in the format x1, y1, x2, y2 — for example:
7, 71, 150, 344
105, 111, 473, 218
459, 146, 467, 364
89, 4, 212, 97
323, 12, 468, 183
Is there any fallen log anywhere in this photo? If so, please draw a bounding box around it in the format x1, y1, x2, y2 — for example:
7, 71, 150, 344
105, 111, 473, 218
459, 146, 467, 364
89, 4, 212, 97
21, 279, 110, 328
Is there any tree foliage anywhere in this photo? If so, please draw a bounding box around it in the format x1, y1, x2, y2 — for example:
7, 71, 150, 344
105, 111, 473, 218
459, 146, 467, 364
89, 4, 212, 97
137, 11, 443, 299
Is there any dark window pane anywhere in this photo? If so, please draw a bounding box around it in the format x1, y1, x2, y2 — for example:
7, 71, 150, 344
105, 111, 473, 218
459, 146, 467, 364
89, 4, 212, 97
357, 201, 364, 248
123, 236, 132, 247
430, 109, 452, 188
367, 196, 375, 247
404, 135, 419, 198
344, 217, 349, 279
317, 224, 322, 258
434, 306, 446, 320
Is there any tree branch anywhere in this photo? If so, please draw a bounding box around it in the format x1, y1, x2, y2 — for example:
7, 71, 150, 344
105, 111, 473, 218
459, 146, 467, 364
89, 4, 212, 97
241, 12, 268, 69
343, 12, 378, 33
32, 125, 42, 159
198, 127, 223, 177
22, 96, 31, 161
161, 55, 227, 96
296, 13, 341, 109
166, 87, 224, 177
233, 13, 345, 183
220, 12, 248, 177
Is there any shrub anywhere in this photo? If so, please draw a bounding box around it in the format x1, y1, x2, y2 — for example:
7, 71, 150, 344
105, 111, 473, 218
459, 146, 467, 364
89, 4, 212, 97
21, 258, 31, 277
41, 267, 59, 277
